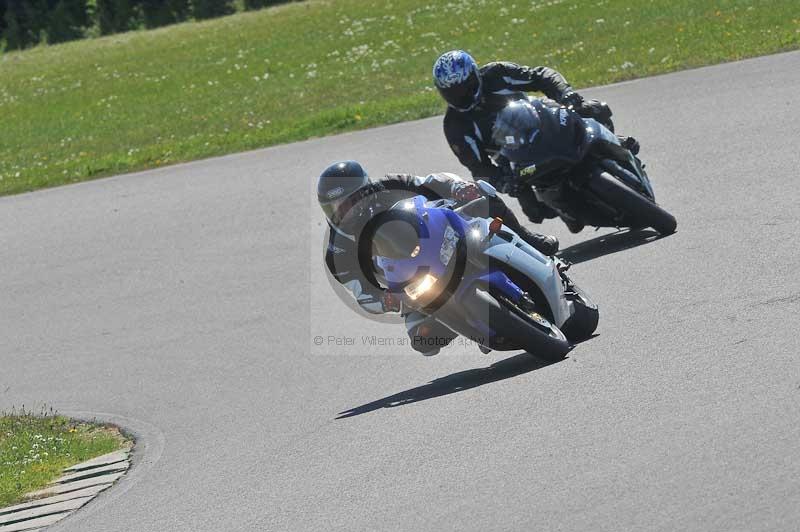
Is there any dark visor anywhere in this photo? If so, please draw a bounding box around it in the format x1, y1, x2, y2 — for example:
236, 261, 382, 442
437, 71, 480, 110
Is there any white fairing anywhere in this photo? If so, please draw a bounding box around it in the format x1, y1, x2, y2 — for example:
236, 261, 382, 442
472, 219, 572, 327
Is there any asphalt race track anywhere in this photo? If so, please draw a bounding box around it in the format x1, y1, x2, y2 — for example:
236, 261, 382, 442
2, 51, 800, 531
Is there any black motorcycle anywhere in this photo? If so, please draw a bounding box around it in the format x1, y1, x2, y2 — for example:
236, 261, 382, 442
493, 98, 677, 235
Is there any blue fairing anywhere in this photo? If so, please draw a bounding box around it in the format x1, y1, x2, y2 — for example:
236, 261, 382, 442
459, 269, 523, 337
375, 195, 526, 339
376, 196, 466, 290
462, 269, 522, 301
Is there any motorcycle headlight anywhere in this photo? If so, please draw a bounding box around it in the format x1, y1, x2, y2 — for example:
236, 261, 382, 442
404, 274, 438, 301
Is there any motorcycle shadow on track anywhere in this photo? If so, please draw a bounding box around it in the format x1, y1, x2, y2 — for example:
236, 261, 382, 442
336, 230, 662, 419
556, 228, 666, 265
336, 353, 561, 419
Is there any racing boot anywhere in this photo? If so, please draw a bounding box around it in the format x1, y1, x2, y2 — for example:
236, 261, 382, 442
619, 135, 640, 155
619, 136, 649, 184
409, 320, 456, 357
560, 214, 585, 234
516, 226, 559, 256
517, 187, 558, 224
522, 202, 559, 224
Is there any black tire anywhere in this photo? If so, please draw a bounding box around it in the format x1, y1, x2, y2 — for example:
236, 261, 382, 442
589, 172, 677, 235
476, 289, 571, 361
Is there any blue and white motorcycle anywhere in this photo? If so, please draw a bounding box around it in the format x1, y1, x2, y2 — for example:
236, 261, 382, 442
369, 192, 598, 361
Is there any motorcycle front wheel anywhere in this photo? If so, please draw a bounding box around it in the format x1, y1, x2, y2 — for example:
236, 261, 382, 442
473, 288, 571, 361
588, 171, 677, 235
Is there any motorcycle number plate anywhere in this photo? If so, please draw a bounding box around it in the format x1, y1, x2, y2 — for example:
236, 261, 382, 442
440, 226, 458, 266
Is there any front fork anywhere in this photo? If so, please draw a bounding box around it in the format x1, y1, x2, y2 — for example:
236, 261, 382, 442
455, 269, 524, 338
599, 158, 655, 200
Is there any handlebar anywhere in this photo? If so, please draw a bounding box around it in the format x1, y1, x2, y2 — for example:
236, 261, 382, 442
453, 196, 489, 217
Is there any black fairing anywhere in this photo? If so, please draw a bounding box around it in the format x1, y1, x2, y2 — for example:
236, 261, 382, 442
499, 100, 587, 185
495, 99, 666, 231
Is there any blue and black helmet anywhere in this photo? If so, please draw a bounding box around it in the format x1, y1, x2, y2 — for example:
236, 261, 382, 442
433, 50, 482, 112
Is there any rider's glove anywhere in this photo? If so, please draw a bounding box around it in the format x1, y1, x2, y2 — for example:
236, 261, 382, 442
382, 291, 402, 313
452, 181, 482, 203
578, 99, 615, 130
560, 91, 585, 110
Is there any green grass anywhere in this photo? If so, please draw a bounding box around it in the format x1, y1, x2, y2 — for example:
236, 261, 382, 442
0, 408, 131, 508
0, 0, 798, 195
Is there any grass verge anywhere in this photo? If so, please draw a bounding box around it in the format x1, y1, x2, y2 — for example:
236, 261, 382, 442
0, 407, 131, 508
0, 0, 798, 195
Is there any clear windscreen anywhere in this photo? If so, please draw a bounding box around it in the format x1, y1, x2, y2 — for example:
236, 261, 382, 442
372, 219, 420, 260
